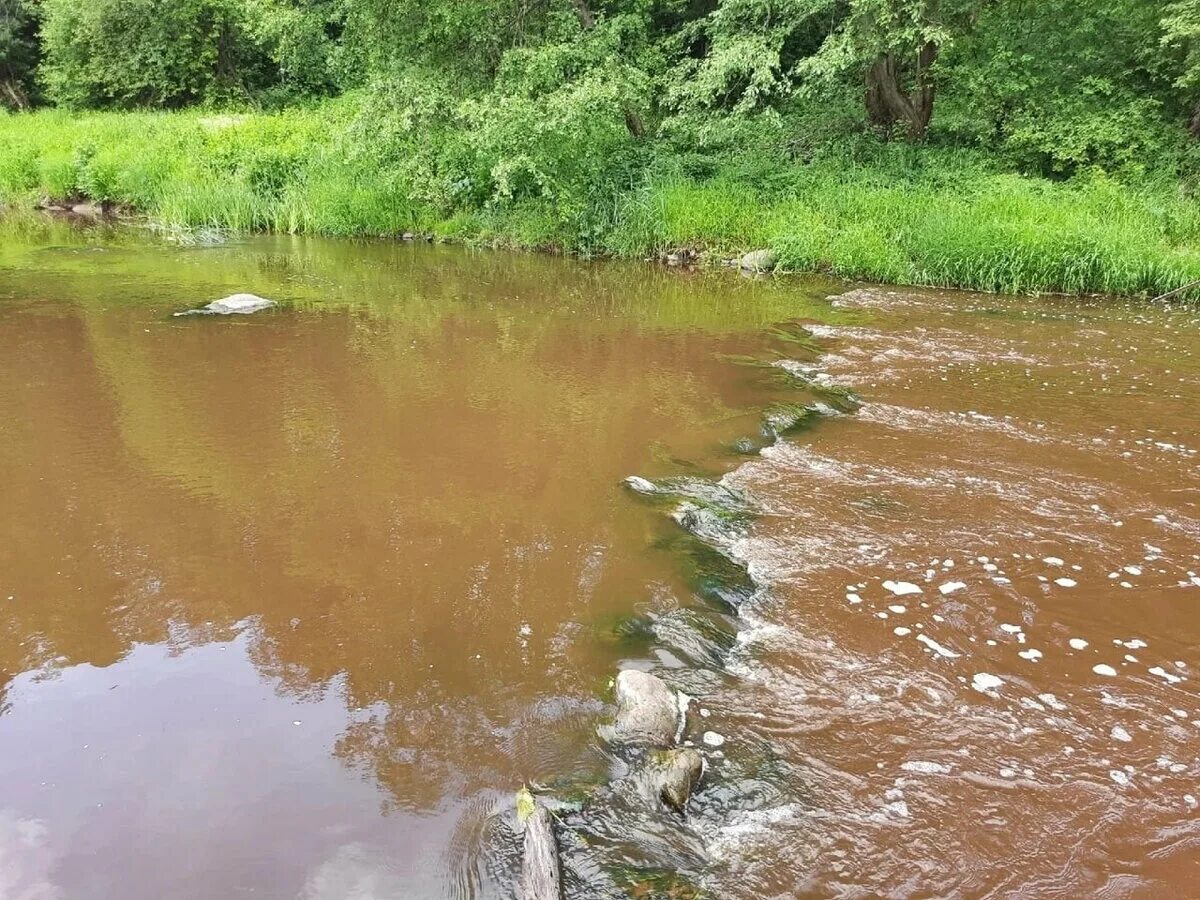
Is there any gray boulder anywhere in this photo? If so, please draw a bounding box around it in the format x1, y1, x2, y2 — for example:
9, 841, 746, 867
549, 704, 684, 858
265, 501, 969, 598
647, 748, 705, 814
175, 293, 276, 316
521, 804, 562, 900
610, 669, 679, 747
739, 249, 778, 273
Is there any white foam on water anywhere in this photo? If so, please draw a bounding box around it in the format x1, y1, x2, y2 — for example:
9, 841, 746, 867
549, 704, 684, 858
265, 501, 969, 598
894, 627, 912, 636
1093, 664, 1118, 677
1111, 726, 1132, 742
883, 580, 923, 596
1038, 693, 1068, 711
1055, 578, 1078, 588
705, 803, 801, 861
1110, 770, 1130, 786
1043, 557, 1064, 566
1018, 649, 1043, 661
939, 581, 966, 595
703, 731, 726, 748
888, 605, 907, 614
972, 673, 1004, 693
1069, 638, 1089, 650
918, 635, 961, 658
901, 760, 952, 775
1149, 666, 1183, 684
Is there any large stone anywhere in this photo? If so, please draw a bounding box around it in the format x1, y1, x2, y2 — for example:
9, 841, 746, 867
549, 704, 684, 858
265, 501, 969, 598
611, 669, 679, 747
521, 805, 562, 900
649, 748, 704, 814
175, 293, 276, 316
739, 249, 778, 273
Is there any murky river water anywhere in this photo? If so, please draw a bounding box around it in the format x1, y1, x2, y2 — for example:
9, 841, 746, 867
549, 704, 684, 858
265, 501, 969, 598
1, 222, 1197, 898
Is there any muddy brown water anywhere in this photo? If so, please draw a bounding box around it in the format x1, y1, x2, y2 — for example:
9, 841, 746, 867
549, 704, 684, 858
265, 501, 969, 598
0, 223, 1197, 899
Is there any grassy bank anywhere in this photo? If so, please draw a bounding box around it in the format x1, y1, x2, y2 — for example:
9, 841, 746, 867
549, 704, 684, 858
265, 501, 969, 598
3, 105, 1200, 296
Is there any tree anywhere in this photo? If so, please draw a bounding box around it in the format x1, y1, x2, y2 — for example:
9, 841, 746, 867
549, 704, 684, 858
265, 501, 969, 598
0, 0, 38, 109
1162, 0, 1200, 134
38, 0, 342, 108
793, 0, 988, 140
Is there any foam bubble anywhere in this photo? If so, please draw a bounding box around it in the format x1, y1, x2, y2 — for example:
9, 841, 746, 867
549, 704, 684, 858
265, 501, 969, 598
918, 635, 961, 658
972, 672, 1004, 693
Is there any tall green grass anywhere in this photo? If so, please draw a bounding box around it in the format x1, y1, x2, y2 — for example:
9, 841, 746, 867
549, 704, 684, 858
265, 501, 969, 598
3, 106, 1199, 296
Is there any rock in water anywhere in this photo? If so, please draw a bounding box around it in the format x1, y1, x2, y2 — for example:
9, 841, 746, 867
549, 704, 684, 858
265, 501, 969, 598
521, 805, 562, 900
612, 669, 679, 747
175, 293, 276, 316
623, 475, 658, 494
650, 748, 704, 814
739, 249, 778, 273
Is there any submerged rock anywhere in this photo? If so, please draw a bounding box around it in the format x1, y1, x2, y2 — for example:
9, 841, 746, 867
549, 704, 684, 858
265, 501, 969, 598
647, 748, 704, 814
739, 249, 778, 273
175, 293, 277, 316
674, 502, 745, 546
610, 669, 679, 747
520, 803, 563, 900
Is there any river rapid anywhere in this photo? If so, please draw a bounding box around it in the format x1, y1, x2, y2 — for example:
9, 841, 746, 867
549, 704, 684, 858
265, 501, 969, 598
0, 222, 1197, 898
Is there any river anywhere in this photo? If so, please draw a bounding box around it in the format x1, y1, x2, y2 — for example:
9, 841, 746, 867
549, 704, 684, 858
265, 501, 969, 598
0, 222, 1197, 898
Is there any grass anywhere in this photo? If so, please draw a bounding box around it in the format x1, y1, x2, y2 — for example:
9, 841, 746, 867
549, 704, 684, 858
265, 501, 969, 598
3, 104, 1199, 296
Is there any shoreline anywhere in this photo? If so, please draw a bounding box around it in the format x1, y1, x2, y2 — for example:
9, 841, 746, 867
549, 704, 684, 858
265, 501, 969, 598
4, 107, 1200, 299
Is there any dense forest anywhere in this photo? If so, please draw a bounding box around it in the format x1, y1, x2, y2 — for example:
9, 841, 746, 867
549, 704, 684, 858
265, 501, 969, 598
3, 0, 1200, 294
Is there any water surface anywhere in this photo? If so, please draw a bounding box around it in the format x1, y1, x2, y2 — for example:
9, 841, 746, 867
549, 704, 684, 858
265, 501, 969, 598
1, 224, 1198, 898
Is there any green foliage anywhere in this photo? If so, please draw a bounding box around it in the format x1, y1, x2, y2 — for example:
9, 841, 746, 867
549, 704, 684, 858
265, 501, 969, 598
938, 0, 1181, 176
4, 107, 1200, 297
40, 0, 258, 108
0, 0, 39, 109
38, 0, 342, 109
7, 0, 1200, 299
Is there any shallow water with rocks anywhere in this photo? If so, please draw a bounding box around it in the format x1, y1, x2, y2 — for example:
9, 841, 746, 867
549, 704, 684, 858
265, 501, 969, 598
1, 223, 1197, 898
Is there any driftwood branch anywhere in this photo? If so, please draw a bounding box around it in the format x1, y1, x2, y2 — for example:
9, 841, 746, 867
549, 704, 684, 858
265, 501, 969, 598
1149, 278, 1200, 303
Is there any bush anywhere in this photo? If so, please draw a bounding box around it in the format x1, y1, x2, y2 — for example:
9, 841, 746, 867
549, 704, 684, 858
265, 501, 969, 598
40, 0, 262, 108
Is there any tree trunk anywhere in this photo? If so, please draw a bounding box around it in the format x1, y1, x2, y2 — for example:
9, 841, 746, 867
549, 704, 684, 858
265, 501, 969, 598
864, 41, 939, 140
571, 0, 595, 30
569, 0, 647, 140
0, 79, 29, 111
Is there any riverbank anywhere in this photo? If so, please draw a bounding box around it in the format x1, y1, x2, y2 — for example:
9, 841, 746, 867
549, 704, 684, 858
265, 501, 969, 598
4, 105, 1200, 296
